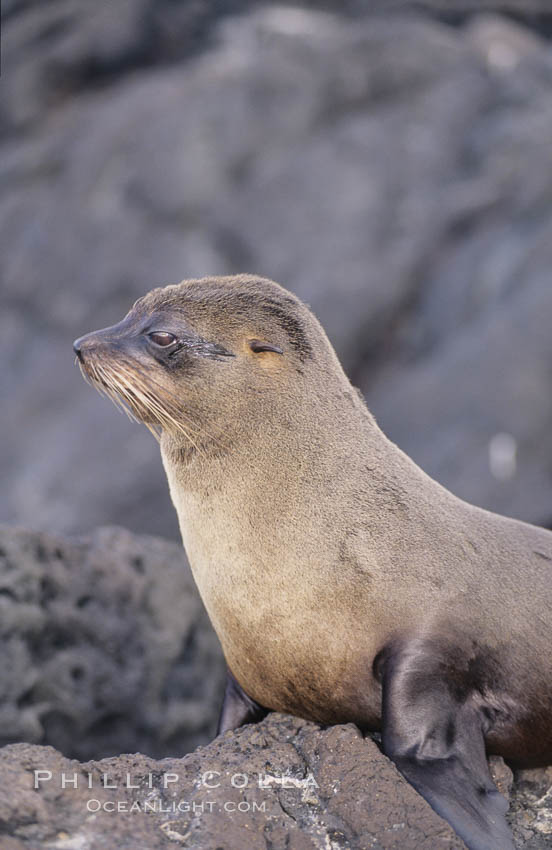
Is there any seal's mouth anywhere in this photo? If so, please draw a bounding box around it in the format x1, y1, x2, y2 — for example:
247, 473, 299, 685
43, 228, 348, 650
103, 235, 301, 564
76, 350, 163, 437
74, 342, 205, 451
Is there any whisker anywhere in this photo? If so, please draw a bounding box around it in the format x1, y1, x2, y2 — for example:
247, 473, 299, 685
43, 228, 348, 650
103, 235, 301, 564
79, 354, 226, 458
116, 363, 207, 456
132, 366, 226, 451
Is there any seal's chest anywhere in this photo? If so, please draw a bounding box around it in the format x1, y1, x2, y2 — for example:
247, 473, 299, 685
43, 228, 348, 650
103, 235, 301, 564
177, 492, 303, 624
184, 535, 380, 725
170, 482, 381, 723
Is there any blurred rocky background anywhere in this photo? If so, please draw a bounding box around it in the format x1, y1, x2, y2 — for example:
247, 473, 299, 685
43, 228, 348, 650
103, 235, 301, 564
2, 0, 552, 540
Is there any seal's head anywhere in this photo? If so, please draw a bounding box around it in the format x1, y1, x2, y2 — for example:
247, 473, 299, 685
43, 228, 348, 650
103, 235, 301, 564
73, 275, 340, 457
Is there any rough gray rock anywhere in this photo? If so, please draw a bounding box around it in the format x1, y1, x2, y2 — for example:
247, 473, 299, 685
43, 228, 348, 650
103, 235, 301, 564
2, 4, 552, 537
509, 766, 552, 848
1, 718, 551, 849
0, 715, 467, 850
0, 525, 225, 760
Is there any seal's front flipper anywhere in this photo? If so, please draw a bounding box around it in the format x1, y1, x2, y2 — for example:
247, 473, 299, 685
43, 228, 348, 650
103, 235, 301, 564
216, 668, 269, 736
379, 638, 514, 850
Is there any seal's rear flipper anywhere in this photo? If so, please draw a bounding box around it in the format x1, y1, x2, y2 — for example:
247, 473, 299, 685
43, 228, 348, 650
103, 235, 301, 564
379, 638, 514, 850
216, 668, 269, 735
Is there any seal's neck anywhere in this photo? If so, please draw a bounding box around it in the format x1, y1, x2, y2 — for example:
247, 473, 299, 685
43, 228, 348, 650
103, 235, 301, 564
159, 378, 431, 544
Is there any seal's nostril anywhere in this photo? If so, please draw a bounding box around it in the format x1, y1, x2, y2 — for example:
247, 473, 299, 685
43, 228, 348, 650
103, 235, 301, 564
73, 338, 84, 358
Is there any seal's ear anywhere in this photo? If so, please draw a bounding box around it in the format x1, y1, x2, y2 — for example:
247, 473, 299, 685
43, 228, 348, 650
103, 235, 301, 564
249, 340, 283, 355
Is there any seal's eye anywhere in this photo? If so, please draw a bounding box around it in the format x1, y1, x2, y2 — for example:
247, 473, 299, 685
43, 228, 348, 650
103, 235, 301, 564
148, 332, 177, 347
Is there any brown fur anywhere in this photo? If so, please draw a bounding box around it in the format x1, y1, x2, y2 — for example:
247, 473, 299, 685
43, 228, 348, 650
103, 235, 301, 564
77, 274, 552, 766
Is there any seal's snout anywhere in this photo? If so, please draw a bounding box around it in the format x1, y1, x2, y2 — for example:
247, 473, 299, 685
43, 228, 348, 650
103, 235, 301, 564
73, 317, 137, 363
73, 328, 114, 360
72, 332, 98, 361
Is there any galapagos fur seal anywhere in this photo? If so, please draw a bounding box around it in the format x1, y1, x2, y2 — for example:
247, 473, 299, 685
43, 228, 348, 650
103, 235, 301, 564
74, 274, 552, 850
